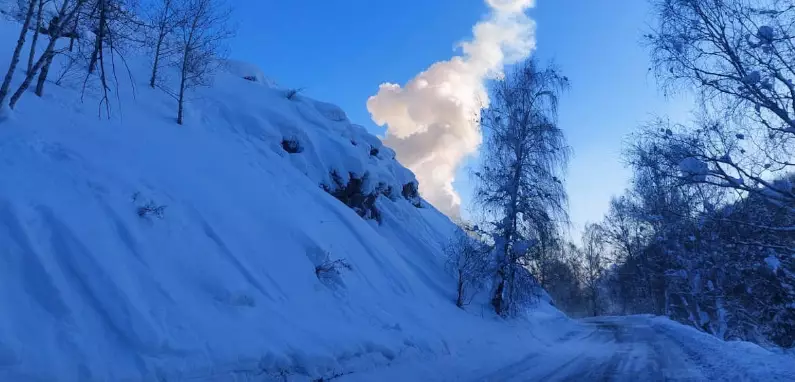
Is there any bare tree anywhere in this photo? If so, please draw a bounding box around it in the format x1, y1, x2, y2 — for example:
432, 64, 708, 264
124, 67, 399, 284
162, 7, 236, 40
8, 0, 87, 109
0, 0, 38, 107
73, 0, 143, 115
35, 12, 66, 98
581, 223, 606, 316
444, 227, 489, 308
26, 0, 46, 74
533, 241, 588, 316
474, 59, 570, 316
174, 0, 231, 125
146, 0, 179, 88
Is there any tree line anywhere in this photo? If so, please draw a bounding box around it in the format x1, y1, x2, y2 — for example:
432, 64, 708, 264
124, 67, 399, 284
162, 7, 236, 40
583, 0, 795, 348
445, 0, 794, 349
0, 0, 232, 124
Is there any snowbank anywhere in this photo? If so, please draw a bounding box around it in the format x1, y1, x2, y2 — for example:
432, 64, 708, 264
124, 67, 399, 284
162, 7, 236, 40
649, 316, 795, 378
0, 12, 570, 381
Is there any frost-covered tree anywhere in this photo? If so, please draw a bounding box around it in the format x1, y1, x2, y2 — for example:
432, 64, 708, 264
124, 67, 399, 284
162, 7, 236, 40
647, 0, 795, 221
475, 59, 570, 316
595, 123, 795, 347
588, 1, 795, 345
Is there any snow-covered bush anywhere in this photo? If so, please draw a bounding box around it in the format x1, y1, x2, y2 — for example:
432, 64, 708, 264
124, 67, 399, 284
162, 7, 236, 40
137, 202, 166, 219
281, 137, 303, 154
322, 171, 393, 223
306, 248, 353, 291
401, 181, 421, 208
285, 87, 303, 100
132, 192, 166, 219
315, 256, 352, 282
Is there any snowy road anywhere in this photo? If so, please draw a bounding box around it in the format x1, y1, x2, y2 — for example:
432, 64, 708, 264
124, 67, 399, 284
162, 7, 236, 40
342, 315, 795, 382
472, 316, 794, 382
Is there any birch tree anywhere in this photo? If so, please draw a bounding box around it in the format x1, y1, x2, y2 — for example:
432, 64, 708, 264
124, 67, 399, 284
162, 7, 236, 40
146, 0, 179, 88
173, 0, 231, 125
0, 0, 38, 106
26, 0, 46, 74
8, 0, 87, 109
475, 59, 570, 316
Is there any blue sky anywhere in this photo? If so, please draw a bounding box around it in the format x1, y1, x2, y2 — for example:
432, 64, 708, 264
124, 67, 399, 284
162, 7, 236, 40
231, 0, 692, 238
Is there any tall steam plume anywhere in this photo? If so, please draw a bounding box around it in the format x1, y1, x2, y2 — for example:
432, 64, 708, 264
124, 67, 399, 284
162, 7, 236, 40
367, 0, 537, 219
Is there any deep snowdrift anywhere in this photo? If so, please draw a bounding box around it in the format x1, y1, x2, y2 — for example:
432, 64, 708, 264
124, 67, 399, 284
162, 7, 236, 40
0, 11, 570, 381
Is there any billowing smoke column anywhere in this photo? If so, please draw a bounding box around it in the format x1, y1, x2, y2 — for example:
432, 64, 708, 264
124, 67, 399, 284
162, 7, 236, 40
367, 0, 537, 219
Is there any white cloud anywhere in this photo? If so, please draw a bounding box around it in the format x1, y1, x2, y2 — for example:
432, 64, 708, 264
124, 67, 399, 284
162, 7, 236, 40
367, 0, 537, 218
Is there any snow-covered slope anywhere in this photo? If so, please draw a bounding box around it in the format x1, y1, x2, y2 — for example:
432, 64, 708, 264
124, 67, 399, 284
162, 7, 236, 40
0, 13, 570, 382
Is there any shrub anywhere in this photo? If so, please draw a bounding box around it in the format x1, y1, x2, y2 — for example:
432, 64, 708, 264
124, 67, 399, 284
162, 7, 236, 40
137, 202, 166, 219
402, 182, 421, 208
315, 258, 352, 279
314, 251, 353, 290
132, 192, 166, 219
281, 138, 303, 154
285, 88, 304, 100
323, 171, 382, 222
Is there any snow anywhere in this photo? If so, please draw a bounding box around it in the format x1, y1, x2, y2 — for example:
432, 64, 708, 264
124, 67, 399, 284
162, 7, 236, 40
0, 4, 791, 381
648, 316, 795, 378
222, 59, 277, 88
757, 25, 775, 43
348, 315, 795, 381
678, 157, 708, 181
512, 239, 536, 255
765, 255, 782, 272
742, 71, 762, 85
0, 9, 572, 381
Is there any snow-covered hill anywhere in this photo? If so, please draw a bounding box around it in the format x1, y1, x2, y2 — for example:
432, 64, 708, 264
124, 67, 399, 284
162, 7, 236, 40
0, 11, 571, 381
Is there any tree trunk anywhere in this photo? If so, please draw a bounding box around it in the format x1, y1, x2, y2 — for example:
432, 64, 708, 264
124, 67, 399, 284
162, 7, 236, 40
35, 50, 54, 96
177, 68, 186, 125
0, 0, 37, 106
492, 271, 505, 316
494, 156, 524, 317
456, 270, 465, 308
27, 0, 44, 74
88, 0, 106, 75
177, 40, 192, 125
149, 35, 164, 88
68, 18, 78, 52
